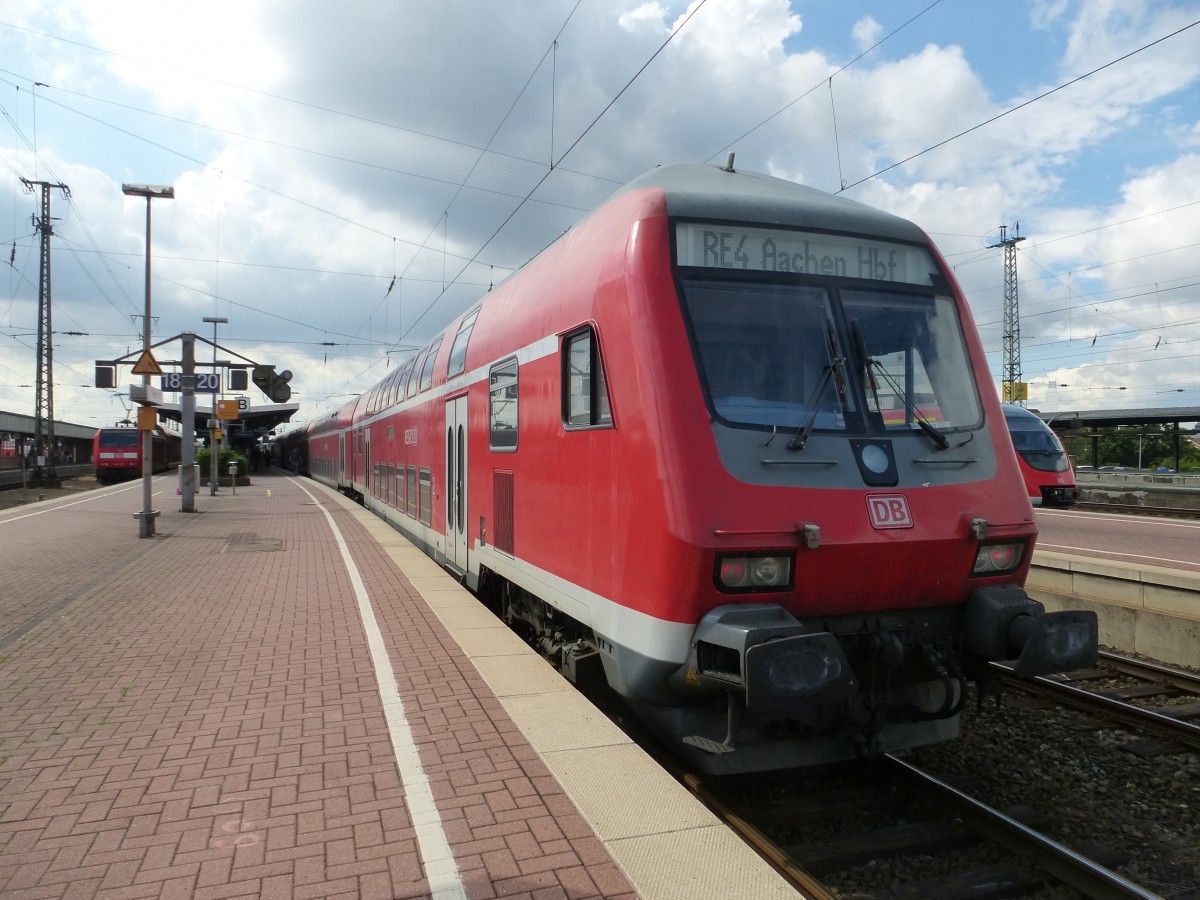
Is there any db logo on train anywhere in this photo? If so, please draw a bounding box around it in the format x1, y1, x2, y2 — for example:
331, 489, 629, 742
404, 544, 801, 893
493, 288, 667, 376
866, 494, 913, 529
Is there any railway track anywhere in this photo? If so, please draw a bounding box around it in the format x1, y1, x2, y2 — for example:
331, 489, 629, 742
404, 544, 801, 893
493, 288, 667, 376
683, 754, 1158, 899
0, 463, 93, 489
601, 650, 1200, 898
1072, 500, 1200, 519
994, 650, 1200, 755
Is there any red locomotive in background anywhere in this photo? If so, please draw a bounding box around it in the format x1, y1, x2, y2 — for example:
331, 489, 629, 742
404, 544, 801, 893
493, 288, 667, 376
93, 426, 181, 484
298, 162, 1097, 773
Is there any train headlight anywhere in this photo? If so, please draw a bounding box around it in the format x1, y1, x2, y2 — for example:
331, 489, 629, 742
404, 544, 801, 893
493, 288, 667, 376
972, 542, 1025, 576
715, 553, 793, 592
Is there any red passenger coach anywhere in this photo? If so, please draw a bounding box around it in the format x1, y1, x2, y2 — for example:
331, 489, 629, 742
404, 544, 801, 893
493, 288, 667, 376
93, 426, 181, 484
306, 162, 1098, 773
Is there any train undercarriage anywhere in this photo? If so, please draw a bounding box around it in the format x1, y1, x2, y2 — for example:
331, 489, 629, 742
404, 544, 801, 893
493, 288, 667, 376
479, 571, 1097, 774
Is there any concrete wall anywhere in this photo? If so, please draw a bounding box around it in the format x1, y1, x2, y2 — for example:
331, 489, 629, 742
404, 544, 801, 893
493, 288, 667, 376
1076, 473, 1200, 511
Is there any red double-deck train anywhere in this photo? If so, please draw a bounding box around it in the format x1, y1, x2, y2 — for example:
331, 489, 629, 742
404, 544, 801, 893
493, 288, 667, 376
303, 162, 1097, 773
93, 426, 181, 484
1002, 405, 1079, 508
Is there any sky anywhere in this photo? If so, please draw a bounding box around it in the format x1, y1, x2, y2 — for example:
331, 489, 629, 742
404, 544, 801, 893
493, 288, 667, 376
3, 0, 1200, 435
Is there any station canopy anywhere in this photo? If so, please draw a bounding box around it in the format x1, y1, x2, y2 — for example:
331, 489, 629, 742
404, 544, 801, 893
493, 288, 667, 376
1035, 406, 1200, 430
156, 399, 299, 441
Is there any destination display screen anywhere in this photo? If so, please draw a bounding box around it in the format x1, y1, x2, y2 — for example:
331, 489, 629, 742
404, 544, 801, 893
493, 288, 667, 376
675, 222, 937, 286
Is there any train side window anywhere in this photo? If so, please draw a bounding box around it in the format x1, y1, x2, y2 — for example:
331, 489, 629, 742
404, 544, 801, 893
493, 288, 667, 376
419, 468, 432, 526
388, 367, 403, 408
489, 358, 518, 451
447, 310, 479, 378
563, 328, 612, 428
406, 466, 417, 517
397, 357, 415, 402
407, 350, 427, 399
419, 338, 443, 392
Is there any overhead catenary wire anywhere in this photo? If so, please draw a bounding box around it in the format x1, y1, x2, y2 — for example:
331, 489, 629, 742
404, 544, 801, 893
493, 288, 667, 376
838, 18, 1200, 193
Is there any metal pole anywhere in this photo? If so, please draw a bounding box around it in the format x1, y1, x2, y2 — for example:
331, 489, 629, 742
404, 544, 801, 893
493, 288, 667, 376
139, 196, 154, 537
203, 316, 227, 495
124, 183, 172, 536
180, 332, 197, 511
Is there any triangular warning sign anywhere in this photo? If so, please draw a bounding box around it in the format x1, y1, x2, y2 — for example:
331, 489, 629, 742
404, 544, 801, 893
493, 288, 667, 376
131, 349, 163, 375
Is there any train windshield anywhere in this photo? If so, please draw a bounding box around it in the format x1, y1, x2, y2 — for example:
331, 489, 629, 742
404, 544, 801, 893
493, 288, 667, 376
1007, 417, 1071, 472
679, 276, 981, 438
99, 430, 140, 448
842, 290, 981, 433
686, 282, 850, 429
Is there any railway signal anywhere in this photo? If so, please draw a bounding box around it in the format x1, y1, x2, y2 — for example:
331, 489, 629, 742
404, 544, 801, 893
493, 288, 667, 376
252, 365, 292, 403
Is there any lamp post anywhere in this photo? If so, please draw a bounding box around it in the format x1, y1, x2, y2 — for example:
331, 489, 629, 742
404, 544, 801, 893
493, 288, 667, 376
123, 183, 174, 538
203, 316, 228, 495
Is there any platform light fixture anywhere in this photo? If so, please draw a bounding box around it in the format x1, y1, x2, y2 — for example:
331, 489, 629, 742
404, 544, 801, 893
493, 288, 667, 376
123, 182, 174, 538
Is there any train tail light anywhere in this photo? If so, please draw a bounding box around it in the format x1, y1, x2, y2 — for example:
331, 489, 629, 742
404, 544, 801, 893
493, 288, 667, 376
716, 553, 793, 592
971, 542, 1025, 576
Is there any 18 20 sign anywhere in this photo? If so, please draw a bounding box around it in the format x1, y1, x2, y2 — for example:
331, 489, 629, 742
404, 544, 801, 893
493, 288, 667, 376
161, 372, 220, 393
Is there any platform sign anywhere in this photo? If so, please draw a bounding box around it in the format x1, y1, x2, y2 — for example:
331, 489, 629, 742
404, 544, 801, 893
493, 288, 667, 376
216, 399, 240, 421
131, 349, 163, 376
162, 372, 220, 393
1003, 381, 1029, 402
136, 406, 158, 430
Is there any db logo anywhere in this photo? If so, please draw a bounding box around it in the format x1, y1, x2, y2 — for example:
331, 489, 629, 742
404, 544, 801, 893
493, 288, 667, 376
866, 494, 913, 529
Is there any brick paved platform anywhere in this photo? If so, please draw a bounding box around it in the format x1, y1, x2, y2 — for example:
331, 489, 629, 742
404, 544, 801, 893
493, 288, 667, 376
0, 470, 798, 900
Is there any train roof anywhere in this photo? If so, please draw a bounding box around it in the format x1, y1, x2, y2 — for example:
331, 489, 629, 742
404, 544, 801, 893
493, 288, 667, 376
1001, 405, 1048, 425
608, 163, 928, 244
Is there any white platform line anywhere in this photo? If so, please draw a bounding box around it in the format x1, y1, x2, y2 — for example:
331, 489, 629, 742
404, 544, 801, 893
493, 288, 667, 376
296, 479, 466, 899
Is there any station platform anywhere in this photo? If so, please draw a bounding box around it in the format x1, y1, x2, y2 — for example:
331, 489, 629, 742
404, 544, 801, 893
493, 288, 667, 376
0, 470, 798, 900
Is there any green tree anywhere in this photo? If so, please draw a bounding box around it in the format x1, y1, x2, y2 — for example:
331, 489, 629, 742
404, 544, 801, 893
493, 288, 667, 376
1064, 424, 1200, 472
195, 447, 249, 478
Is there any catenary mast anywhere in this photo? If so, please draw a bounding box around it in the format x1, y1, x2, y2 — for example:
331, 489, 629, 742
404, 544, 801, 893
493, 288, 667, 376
990, 223, 1026, 406
21, 177, 70, 483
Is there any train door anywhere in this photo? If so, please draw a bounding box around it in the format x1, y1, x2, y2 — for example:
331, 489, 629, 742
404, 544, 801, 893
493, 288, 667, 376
364, 428, 371, 497
339, 433, 345, 483
445, 396, 468, 572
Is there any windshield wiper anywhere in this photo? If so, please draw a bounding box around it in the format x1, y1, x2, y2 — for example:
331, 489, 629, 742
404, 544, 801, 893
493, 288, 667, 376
850, 319, 949, 451
788, 321, 845, 451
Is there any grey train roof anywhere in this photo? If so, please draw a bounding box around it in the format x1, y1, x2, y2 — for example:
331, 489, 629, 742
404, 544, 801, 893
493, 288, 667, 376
609, 163, 928, 244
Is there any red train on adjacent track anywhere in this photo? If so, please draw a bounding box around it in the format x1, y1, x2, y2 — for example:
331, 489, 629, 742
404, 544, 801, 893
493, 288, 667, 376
93, 426, 181, 485
302, 162, 1097, 773
1002, 404, 1079, 508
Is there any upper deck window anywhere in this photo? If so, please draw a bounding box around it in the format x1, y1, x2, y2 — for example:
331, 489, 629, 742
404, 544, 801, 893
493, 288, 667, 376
675, 223, 937, 287
447, 310, 478, 378
418, 339, 443, 392
407, 349, 427, 399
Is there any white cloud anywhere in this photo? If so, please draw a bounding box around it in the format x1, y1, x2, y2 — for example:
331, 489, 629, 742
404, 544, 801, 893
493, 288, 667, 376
851, 15, 884, 52
3, 0, 1200, 424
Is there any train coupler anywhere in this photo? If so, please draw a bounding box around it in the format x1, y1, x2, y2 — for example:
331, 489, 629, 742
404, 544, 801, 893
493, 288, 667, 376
963, 585, 1098, 677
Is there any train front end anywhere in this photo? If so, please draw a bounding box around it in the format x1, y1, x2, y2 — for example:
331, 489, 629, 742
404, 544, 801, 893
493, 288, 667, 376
604, 166, 1099, 772
1003, 404, 1079, 507
93, 427, 143, 484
